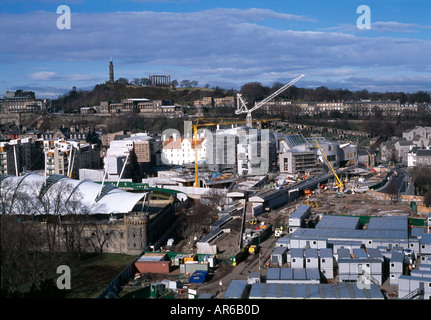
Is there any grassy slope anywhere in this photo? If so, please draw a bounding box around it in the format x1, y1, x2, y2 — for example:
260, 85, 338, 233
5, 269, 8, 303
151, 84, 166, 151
65, 253, 136, 298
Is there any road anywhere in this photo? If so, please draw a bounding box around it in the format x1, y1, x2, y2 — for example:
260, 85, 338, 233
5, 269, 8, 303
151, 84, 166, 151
197, 231, 279, 298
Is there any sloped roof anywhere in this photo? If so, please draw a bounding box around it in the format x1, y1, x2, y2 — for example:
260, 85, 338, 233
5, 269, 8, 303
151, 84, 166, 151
163, 137, 205, 149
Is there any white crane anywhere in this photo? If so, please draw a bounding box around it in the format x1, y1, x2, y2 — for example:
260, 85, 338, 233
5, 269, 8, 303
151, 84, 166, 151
236, 74, 305, 127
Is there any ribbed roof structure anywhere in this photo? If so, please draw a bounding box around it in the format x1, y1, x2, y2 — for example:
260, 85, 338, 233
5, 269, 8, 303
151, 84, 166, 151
0, 173, 147, 215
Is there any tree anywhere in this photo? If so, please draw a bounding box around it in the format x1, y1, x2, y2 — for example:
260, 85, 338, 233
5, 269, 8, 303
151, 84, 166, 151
240, 82, 270, 104
180, 80, 191, 88
87, 222, 119, 253
410, 166, 431, 197
424, 190, 431, 207
140, 78, 150, 86
115, 77, 129, 85
0, 178, 63, 296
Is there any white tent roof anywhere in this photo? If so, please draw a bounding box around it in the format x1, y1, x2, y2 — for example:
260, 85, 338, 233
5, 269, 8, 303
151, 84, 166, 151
0, 173, 147, 215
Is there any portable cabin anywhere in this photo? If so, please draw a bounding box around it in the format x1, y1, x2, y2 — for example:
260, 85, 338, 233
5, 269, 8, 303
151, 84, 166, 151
291, 248, 305, 269
389, 251, 405, 286
319, 248, 334, 280
270, 246, 288, 267
305, 248, 319, 269
420, 233, 431, 255
288, 205, 311, 233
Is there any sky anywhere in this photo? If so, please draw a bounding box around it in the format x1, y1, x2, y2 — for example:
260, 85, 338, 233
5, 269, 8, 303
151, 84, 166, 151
0, 0, 430, 99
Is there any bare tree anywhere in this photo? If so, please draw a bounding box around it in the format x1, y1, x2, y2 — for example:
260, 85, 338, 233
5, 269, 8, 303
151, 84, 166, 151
87, 222, 118, 253
203, 188, 227, 210
26, 181, 76, 252
410, 166, 431, 196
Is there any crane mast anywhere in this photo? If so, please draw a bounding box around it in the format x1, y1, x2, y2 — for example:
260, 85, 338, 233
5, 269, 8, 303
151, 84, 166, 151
314, 139, 344, 192
236, 74, 305, 127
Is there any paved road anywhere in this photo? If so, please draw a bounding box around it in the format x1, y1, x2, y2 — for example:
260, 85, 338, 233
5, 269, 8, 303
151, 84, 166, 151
198, 232, 278, 298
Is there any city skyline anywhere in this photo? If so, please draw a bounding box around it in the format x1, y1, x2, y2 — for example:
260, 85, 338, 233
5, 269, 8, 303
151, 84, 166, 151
1, 0, 431, 99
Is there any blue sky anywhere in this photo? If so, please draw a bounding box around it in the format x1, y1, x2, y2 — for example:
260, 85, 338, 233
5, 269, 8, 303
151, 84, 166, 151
1, 0, 430, 99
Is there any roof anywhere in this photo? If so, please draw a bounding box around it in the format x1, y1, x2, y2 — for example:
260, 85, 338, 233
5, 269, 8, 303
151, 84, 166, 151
304, 248, 319, 258
421, 233, 431, 244
290, 227, 409, 241
248, 283, 384, 299
0, 173, 147, 214
367, 216, 408, 232
267, 268, 320, 281
248, 188, 288, 202
224, 280, 248, 299
417, 149, 431, 157
290, 205, 311, 219
163, 137, 205, 149
318, 248, 333, 258
316, 215, 360, 230
284, 134, 309, 148
390, 251, 405, 262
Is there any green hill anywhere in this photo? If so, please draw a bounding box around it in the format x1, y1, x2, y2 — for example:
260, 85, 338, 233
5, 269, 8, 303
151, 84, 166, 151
52, 83, 235, 113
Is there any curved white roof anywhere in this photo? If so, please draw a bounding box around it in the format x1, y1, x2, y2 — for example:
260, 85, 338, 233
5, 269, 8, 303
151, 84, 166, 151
0, 173, 147, 215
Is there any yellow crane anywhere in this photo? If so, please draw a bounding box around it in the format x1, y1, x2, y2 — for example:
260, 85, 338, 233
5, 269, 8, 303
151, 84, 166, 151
313, 139, 344, 193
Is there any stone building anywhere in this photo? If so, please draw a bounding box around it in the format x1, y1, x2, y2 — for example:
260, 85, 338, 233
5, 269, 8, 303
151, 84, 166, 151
0, 173, 179, 255
0, 90, 47, 114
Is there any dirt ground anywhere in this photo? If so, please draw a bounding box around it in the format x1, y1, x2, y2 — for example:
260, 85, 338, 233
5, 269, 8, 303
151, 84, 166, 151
305, 189, 416, 217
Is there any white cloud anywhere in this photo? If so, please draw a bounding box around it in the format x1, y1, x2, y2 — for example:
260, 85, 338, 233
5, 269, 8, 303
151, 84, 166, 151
1, 8, 430, 93
29, 71, 58, 81
28, 70, 96, 82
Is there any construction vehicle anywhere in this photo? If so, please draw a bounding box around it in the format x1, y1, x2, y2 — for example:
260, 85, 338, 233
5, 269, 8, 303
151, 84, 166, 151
304, 200, 318, 208
236, 74, 304, 127
313, 139, 344, 194
249, 244, 259, 255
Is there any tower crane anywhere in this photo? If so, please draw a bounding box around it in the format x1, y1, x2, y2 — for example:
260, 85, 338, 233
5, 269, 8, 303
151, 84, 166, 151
236, 74, 305, 127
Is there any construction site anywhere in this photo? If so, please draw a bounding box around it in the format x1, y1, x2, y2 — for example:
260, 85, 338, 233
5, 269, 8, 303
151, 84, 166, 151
98, 73, 430, 299
103, 154, 430, 300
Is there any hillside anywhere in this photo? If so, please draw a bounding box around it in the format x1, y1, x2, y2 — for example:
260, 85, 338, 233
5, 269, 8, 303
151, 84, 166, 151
51, 83, 234, 113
